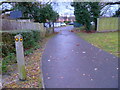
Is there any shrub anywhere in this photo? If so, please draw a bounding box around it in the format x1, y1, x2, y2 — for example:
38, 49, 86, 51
45, 28, 53, 36
1, 30, 41, 57
32, 30, 41, 42
91, 25, 95, 30
2, 53, 16, 73
2, 32, 16, 57
1, 30, 41, 73
21, 31, 35, 49
79, 26, 86, 31
64, 21, 71, 24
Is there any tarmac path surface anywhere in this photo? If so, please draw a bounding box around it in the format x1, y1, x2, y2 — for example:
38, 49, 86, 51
42, 26, 118, 88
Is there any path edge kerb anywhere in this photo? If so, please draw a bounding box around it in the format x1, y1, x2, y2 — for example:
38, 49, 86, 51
40, 42, 49, 89
40, 52, 45, 89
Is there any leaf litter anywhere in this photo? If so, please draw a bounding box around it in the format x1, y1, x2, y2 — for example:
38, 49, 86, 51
2, 38, 50, 88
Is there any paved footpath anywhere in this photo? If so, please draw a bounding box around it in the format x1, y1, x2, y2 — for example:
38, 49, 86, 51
42, 26, 118, 88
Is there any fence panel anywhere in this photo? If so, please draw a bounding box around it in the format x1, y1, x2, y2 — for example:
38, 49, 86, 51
97, 17, 119, 31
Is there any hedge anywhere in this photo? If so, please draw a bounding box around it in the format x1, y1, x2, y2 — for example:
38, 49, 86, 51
2, 30, 41, 57
1, 30, 41, 73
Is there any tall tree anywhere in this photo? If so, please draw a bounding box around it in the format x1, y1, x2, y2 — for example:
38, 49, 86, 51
71, 2, 101, 31
113, 8, 120, 17
51, 11, 59, 32
89, 2, 101, 30
13, 2, 59, 23
14, 2, 41, 20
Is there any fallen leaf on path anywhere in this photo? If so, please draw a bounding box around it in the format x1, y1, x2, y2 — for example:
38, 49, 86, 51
48, 60, 51, 62
90, 79, 93, 81
60, 76, 64, 79
76, 44, 80, 46
47, 77, 51, 79
94, 68, 98, 71
82, 51, 86, 54
83, 74, 86, 76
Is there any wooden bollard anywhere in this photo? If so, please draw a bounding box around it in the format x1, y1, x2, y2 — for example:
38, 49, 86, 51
15, 34, 26, 81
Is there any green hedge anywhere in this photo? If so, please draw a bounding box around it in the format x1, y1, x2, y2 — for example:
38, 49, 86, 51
46, 28, 53, 36
79, 26, 85, 31
2, 30, 41, 57
1, 30, 41, 73
79, 25, 95, 31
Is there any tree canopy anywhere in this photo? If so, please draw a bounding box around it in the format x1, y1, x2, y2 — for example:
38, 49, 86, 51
13, 2, 59, 23
113, 8, 120, 17
71, 2, 101, 31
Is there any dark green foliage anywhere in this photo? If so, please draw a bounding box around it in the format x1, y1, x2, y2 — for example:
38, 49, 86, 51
72, 2, 91, 31
2, 30, 41, 73
113, 8, 120, 17
2, 53, 16, 73
24, 49, 33, 56
64, 21, 71, 24
89, 2, 101, 30
71, 2, 101, 31
32, 31, 41, 42
2, 32, 16, 57
14, 2, 59, 23
14, 2, 39, 19
21, 31, 35, 49
2, 30, 41, 57
79, 26, 86, 31
45, 28, 54, 36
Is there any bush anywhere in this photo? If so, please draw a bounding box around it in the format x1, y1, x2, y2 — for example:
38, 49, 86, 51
2, 53, 16, 73
79, 25, 95, 31
21, 31, 35, 49
64, 21, 71, 24
1, 30, 41, 73
32, 31, 41, 42
79, 26, 86, 31
1, 30, 41, 57
91, 25, 95, 30
2, 32, 16, 57
45, 28, 53, 36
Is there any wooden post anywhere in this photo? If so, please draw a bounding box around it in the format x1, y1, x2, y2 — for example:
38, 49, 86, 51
15, 34, 26, 81
97, 18, 99, 31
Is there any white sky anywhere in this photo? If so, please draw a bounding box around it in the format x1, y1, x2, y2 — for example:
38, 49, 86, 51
52, 2, 74, 15
0, 1, 119, 17
101, 4, 119, 16
1, 0, 119, 2
0, 3, 13, 10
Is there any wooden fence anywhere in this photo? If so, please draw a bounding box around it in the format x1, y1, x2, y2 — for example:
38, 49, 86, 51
97, 17, 119, 31
1, 19, 46, 37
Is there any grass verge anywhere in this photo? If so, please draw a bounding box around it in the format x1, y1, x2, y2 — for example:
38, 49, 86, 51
77, 31, 119, 57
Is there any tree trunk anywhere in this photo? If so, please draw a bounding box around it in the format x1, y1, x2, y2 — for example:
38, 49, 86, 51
94, 19, 97, 31
52, 22, 54, 33
49, 22, 51, 28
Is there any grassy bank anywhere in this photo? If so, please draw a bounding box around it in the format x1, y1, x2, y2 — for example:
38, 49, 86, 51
77, 31, 119, 57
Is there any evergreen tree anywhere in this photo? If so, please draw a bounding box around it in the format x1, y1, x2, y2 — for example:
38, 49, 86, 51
14, 2, 59, 23
71, 2, 101, 31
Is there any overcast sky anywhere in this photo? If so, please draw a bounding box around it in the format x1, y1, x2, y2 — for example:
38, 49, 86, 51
52, 2, 74, 15
0, 1, 119, 17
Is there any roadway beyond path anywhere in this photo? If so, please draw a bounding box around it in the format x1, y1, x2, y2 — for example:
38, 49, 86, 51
41, 26, 118, 88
